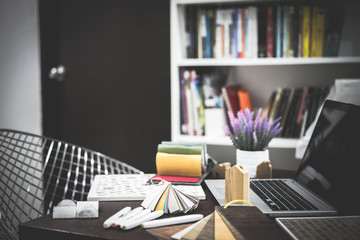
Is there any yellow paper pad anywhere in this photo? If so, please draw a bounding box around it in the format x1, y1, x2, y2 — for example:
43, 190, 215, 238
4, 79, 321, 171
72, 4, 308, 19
156, 152, 202, 177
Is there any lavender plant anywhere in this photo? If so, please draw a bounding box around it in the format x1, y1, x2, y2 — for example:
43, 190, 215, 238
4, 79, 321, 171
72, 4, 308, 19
224, 108, 282, 151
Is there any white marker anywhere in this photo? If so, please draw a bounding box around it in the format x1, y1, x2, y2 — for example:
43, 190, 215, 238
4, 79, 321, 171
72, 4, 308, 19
141, 214, 203, 229
122, 210, 164, 230
103, 206, 131, 228
117, 209, 151, 228
113, 206, 144, 228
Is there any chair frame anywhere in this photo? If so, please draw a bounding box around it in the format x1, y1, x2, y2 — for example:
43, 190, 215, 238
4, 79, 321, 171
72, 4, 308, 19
0, 129, 143, 238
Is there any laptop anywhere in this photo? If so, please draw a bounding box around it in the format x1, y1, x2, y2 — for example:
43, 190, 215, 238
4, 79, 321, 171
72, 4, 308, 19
276, 216, 360, 240
206, 100, 360, 217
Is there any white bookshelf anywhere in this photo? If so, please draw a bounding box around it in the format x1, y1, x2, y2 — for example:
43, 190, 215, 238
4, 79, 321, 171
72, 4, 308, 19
170, 0, 360, 149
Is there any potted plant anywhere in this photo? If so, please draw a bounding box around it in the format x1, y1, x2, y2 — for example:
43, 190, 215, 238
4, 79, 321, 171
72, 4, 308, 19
224, 108, 282, 178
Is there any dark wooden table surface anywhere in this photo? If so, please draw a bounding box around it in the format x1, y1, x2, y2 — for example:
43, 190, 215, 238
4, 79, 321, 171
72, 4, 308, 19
19, 170, 295, 240
19, 183, 219, 240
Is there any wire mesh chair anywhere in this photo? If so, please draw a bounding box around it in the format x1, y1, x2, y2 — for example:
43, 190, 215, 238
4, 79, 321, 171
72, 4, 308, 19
0, 129, 143, 239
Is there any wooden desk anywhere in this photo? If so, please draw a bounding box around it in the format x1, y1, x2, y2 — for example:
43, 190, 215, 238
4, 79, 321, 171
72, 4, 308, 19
19, 184, 218, 240
19, 172, 294, 240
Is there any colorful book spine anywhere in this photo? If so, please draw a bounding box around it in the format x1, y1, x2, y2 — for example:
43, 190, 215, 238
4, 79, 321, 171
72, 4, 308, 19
183, 4, 340, 59
312, 7, 325, 57
275, 6, 282, 58
266, 6, 274, 58
302, 6, 311, 57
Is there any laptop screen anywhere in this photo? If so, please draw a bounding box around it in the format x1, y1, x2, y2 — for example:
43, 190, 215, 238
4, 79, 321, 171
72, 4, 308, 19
295, 100, 360, 214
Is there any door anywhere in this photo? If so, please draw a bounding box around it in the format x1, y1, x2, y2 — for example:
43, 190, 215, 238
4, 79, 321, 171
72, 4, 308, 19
39, 0, 170, 173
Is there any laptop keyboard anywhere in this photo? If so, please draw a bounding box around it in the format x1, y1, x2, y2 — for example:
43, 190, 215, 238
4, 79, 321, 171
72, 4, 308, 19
250, 180, 319, 211
277, 216, 360, 240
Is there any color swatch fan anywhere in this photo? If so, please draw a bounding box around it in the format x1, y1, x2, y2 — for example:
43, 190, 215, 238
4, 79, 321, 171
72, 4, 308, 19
141, 181, 199, 214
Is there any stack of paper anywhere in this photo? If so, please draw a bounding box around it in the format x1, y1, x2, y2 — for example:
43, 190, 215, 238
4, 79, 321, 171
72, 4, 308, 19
141, 181, 199, 214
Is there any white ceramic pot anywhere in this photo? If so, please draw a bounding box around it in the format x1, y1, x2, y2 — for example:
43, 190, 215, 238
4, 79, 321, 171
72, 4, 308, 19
236, 149, 270, 178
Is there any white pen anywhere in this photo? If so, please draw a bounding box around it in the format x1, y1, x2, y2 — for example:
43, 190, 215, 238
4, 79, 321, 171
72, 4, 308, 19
113, 206, 144, 228
122, 210, 164, 230
103, 206, 131, 228
117, 209, 151, 228
141, 214, 203, 229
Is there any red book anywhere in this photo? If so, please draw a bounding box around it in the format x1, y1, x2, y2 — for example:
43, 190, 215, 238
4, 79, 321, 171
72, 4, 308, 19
222, 85, 241, 117
266, 6, 274, 58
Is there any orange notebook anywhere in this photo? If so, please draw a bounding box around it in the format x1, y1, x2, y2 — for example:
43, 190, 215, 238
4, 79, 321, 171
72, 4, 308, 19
237, 90, 252, 112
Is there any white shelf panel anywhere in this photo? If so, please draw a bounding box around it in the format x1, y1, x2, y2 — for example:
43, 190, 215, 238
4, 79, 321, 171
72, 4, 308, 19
173, 135, 299, 149
176, 57, 360, 67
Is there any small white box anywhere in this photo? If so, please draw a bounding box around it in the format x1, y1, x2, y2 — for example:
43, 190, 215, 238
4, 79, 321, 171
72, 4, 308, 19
76, 201, 99, 218
205, 108, 225, 137
53, 205, 77, 219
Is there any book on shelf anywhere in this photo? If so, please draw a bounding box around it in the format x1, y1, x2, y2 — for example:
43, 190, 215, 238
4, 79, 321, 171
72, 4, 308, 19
182, 3, 343, 59
266, 6, 275, 58
185, 5, 198, 58
180, 69, 206, 136
257, 6, 267, 58
180, 69, 227, 137
323, 9, 344, 57
265, 86, 329, 138
275, 5, 283, 58
237, 89, 252, 112
301, 6, 312, 58
221, 85, 241, 117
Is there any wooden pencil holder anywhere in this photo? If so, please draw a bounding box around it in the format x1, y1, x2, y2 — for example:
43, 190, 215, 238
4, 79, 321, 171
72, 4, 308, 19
225, 164, 249, 203
256, 160, 272, 179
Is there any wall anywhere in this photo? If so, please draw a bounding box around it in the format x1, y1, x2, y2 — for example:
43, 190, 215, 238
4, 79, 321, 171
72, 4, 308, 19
0, 0, 42, 135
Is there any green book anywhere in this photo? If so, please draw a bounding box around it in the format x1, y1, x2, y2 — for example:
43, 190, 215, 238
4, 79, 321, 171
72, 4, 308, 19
157, 144, 202, 155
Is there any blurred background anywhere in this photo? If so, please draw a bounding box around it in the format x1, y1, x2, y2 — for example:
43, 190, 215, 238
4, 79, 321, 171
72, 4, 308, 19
0, 0, 171, 173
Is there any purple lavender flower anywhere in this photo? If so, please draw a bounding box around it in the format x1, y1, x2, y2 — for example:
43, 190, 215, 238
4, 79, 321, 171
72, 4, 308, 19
225, 108, 282, 151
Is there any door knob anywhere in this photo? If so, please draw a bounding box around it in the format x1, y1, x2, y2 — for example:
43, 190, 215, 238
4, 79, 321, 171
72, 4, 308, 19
49, 65, 66, 82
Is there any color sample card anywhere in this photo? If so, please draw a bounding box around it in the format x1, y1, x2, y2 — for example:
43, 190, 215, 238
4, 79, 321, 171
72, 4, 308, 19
141, 181, 200, 214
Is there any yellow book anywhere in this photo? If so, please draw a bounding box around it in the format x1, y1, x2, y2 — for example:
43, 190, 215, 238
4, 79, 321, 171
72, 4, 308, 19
314, 8, 325, 57
302, 6, 311, 58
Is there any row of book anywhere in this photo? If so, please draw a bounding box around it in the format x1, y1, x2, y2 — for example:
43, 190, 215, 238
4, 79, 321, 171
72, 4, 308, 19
183, 4, 343, 59
179, 68, 254, 136
179, 69, 329, 138
179, 69, 206, 136
265, 86, 330, 138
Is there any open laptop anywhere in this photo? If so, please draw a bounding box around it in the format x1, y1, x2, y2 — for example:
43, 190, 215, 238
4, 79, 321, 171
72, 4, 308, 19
206, 100, 360, 217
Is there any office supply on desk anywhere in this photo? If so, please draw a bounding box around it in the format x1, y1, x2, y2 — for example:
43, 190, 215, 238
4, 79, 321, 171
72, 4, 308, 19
142, 214, 203, 228
225, 164, 249, 202
256, 160, 272, 179
76, 201, 99, 218
103, 206, 131, 228
211, 162, 231, 179
87, 174, 206, 201
154, 142, 215, 185
206, 100, 360, 217
53, 199, 77, 219
276, 216, 360, 240
113, 207, 144, 228
141, 181, 200, 214
159, 141, 208, 170
53, 200, 99, 219
122, 210, 164, 230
